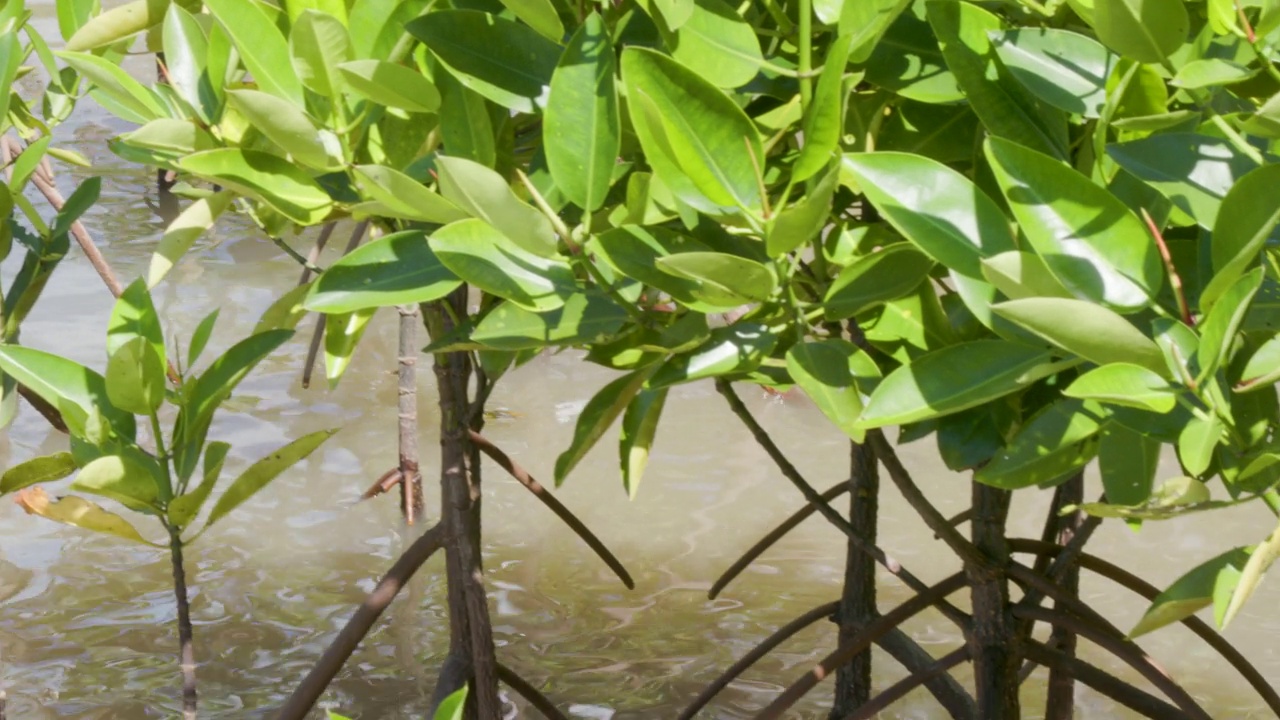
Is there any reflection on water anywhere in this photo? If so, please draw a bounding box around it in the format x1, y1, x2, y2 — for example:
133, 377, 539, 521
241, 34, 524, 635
2, 45, 1279, 720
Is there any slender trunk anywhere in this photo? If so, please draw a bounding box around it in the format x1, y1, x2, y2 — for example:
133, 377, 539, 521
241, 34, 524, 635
831, 440, 878, 717
1045, 474, 1083, 720
968, 483, 1018, 719
398, 305, 423, 524
168, 528, 198, 719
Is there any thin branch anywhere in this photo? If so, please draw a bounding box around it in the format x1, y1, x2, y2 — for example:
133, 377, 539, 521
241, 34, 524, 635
302, 222, 367, 388
753, 572, 968, 720
276, 523, 447, 720
167, 527, 198, 719
299, 222, 337, 285
1022, 640, 1187, 719
398, 305, 423, 524
936, 508, 973, 538
496, 662, 569, 720
843, 646, 971, 720
270, 236, 326, 276
17, 385, 67, 433
468, 430, 633, 589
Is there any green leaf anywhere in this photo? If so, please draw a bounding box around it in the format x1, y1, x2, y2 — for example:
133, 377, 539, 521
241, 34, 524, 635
1130, 547, 1250, 638
470, 293, 628, 350
166, 441, 225, 526
824, 244, 936, 320
1220, 520, 1280, 628
51, 177, 101, 240
163, 4, 218, 124
351, 165, 467, 225
556, 368, 655, 484
498, 0, 563, 40
992, 298, 1167, 376
1178, 413, 1222, 477
255, 282, 315, 334
793, 35, 856, 183
590, 226, 738, 313
304, 231, 461, 314
1171, 59, 1255, 89
8, 137, 51, 193
655, 252, 776, 304
985, 136, 1162, 311
13, 489, 152, 544
842, 153, 1015, 278
204, 0, 303, 105
324, 308, 373, 388
786, 339, 869, 442
1107, 134, 1260, 230
187, 309, 219, 371
1211, 164, 1280, 278
976, 399, 1106, 489
204, 429, 336, 527
407, 10, 561, 113
431, 219, 575, 312
844, 0, 910, 63
927, 0, 1068, 160
1094, 0, 1189, 64
105, 337, 165, 415
980, 251, 1075, 300
227, 89, 336, 171
70, 454, 160, 509
1099, 423, 1160, 505
290, 9, 352, 97
66, 0, 168, 51
437, 69, 496, 168
989, 28, 1115, 118
337, 59, 441, 113
767, 167, 838, 257
648, 323, 778, 388
0, 452, 77, 495
0, 345, 136, 439
545, 13, 619, 213
621, 387, 667, 499
434, 687, 468, 720
57, 0, 98, 41
150, 191, 234, 288
1237, 334, 1280, 392
621, 47, 763, 216
1197, 267, 1264, 381
864, 4, 962, 104
662, 0, 762, 89
858, 340, 1053, 428
55, 50, 165, 122
1065, 363, 1177, 412
1243, 91, 1280, 138
120, 119, 217, 160
348, 0, 429, 60
179, 149, 333, 225
435, 156, 558, 256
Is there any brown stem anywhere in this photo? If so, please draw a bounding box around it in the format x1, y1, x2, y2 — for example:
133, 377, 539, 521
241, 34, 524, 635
277, 523, 447, 720
753, 572, 968, 720
398, 305, 423, 524
299, 223, 336, 286
17, 385, 67, 433
1022, 640, 1187, 719
936, 508, 974, 537
302, 222, 367, 388
968, 482, 1019, 719
1045, 474, 1083, 720
496, 662, 569, 720
832, 440, 877, 717
468, 430, 633, 588
168, 528, 197, 720
1010, 539, 1280, 715
23, 162, 122, 297
843, 646, 971, 720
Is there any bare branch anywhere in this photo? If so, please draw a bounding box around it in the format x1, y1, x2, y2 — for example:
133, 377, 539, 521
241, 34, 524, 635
496, 662, 569, 720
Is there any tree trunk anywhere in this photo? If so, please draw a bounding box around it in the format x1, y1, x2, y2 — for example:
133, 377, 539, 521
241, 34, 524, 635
831, 440, 878, 717
398, 305, 424, 524
1045, 474, 1083, 720
968, 482, 1019, 719
169, 527, 198, 719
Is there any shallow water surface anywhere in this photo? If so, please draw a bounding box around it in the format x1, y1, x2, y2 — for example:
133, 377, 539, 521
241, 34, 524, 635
1, 11, 1279, 718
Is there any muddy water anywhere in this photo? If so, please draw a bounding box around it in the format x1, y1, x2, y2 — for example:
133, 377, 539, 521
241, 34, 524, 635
1, 10, 1279, 720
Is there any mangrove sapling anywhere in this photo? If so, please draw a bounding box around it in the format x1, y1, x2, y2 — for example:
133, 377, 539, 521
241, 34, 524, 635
0, 280, 335, 717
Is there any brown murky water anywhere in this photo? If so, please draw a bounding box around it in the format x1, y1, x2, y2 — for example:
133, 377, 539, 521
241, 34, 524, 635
1, 7, 1278, 718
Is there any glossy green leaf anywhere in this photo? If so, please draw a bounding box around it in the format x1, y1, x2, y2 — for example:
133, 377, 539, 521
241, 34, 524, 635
793, 35, 856, 183
71, 454, 160, 509
927, 1, 1068, 160
842, 153, 1015, 278
556, 368, 655, 484
8, 137, 51, 193
1221, 520, 1280, 628
337, 59, 441, 113
768, 169, 838, 258
435, 156, 558, 256
437, 68, 496, 168
622, 47, 763, 216
498, 0, 563, 40
655, 252, 776, 304
290, 9, 352, 97
205, 429, 337, 527
0, 346, 135, 439
305, 231, 461, 314
662, 0, 762, 89
348, 0, 428, 59
648, 323, 777, 388
1107, 134, 1260, 230
120, 119, 217, 160
980, 251, 1075, 300
13, 489, 151, 545
351, 165, 467, 225
51, 177, 101, 241
844, 0, 910, 63
976, 399, 1106, 489
204, 0, 303, 105
786, 339, 869, 442
545, 13, 619, 213
66, 0, 167, 51
1094, 0, 1189, 64
227, 90, 336, 171
187, 309, 219, 371
431, 219, 575, 312
163, 4, 217, 124
590, 226, 738, 313
989, 28, 1115, 118
1099, 423, 1160, 505
1243, 91, 1280, 138
434, 686, 469, 720
57, 0, 98, 40
1178, 413, 1223, 477
470, 293, 628, 350
858, 340, 1053, 427
1237, 334, 1280, 392
1172, 59, 1255, 89
150, 191, 234, 288
1065, 363, 1177, 412
168, 442, 230, 529
824, 244, 935, 320
408, 10, 560, 113
323, 309, 373, 388
255, 283, 314, 334
993, 298, 1166, 375
985, 137, 1162, 311
1211, 164, 1280, 277
865, 5, 962, 103
1197, 267, 1264, 381
1130, 547, 1250, 638
56, 50, 165, 122
621, 387, 667, 499
105, 337, 165, 415
0, 452, 77, 495
178, 149, 333, 225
